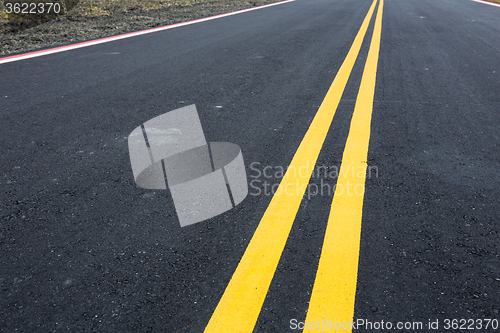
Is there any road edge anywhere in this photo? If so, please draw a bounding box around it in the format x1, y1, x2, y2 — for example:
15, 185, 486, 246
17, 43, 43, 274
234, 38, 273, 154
0, 0, 295, 65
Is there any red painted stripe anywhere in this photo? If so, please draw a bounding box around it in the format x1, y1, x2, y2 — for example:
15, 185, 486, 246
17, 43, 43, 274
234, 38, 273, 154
470, 0, 500, 7
0, 0, 295, 64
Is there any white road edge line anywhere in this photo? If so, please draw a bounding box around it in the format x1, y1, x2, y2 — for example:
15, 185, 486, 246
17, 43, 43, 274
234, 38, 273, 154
0, 0, 296, 65
470, 0, 500, 8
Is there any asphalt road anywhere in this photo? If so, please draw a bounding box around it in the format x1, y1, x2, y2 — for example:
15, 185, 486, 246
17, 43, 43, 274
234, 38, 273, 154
1, 0, 499, 331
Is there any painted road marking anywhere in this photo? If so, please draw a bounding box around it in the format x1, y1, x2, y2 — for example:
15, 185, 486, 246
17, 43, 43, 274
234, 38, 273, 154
204, 0, 379, 332
470, 0, 500, 8
304, 0, 384, 331
0, 0, 295, 65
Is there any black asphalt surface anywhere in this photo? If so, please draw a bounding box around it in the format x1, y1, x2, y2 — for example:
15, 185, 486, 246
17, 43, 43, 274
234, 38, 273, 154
1, 0, 499, 331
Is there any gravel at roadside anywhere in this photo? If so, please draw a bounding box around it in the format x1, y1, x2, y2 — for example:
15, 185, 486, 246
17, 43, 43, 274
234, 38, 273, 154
0, 0, 284, 56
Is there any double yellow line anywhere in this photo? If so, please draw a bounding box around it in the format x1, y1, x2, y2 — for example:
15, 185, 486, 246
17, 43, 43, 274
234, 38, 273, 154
205, 0, 384, 331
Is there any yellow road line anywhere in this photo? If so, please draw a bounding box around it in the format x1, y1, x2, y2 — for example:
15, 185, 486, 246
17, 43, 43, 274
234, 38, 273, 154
204, 1, 379, 331
304, 0, 384, 331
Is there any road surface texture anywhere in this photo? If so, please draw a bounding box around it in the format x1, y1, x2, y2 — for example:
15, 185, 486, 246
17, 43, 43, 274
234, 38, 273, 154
1, 0, 499, 331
